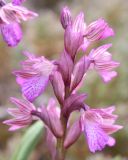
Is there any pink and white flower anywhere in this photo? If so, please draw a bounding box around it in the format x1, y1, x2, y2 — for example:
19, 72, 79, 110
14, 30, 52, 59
88, 44, 120, 82
3, 97, 36, 131
81, 106, 123, 152
14, 52, 56, 102
0, 0, 38, 46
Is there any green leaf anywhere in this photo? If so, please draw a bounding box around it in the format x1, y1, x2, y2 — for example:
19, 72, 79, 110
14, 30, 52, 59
11, 121, 44, 160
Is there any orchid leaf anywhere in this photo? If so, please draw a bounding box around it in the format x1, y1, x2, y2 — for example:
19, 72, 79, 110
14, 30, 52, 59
11, 121, 43, 160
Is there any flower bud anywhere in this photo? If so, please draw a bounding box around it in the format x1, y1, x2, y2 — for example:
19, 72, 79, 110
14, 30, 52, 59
57, 51, 73, 85
70, 56, 91, 92
47, 99, 63, 138
60, 6, 72, 29
64, 119, 81, 148
62, 93, 87, 117
50, 71, 65, 104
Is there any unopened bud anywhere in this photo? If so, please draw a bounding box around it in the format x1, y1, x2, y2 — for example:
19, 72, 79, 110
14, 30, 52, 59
50, 71, 65, 104
60, 6, 72, 29
64, 119, 81, 148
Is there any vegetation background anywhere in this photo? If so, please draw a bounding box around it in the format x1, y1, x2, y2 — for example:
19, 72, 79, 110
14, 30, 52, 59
0, 0, 128, 159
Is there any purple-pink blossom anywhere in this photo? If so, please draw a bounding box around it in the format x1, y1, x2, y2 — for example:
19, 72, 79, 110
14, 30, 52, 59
14, 52, 56, 102
81, 106, 123, 152
3, 97, 36, 131
88, 44, 120, 82
0, 0, 38, 46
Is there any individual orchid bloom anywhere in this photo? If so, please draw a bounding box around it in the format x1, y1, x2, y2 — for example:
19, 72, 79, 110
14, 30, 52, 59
61, 7, 86, 58
85, 18, 114, 41
81, 106, 123, 153
3, 97, 36, 131
0, 0, 38, 46
81, 18, 114, 52
88, 44, 120, 82
13, 52, 56, 102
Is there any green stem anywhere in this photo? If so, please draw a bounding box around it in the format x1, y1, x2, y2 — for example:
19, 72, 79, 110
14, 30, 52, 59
55, 84, 70, 160
55, 115, 68, 160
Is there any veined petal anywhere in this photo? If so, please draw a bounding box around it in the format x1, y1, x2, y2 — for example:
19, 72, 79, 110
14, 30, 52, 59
84, 120, 109, 152
7, 108, 24, 117
89, 44, 112, 60
3, 97, 36, 131
72, 12, 86, 33
85, 18, 114, 41
0, 23, 22, 46
99, 71, 117, 83
19, 76, 49, 102
14, 52, 56, 101
89, 44, 119, 83
64, 11, 86, 58
101, 124, 123, 134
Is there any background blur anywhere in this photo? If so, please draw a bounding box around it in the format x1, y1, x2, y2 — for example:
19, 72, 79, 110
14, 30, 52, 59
0, 0, 128, 159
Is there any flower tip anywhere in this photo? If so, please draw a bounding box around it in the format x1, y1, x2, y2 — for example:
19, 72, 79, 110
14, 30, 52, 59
10, 97, 16, 103
3, 120, 7, 124
78, 12, 84, 18
33, 13, 38, 17
60, 6, 72, 29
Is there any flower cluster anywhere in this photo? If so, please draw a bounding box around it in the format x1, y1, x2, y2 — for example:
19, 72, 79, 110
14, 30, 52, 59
3, 4, 123, 159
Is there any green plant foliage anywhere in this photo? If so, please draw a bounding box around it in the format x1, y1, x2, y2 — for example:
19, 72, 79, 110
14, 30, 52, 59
11, 121, 43, 160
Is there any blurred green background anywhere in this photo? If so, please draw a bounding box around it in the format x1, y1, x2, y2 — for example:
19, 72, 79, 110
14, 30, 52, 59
0, 0, 128, 159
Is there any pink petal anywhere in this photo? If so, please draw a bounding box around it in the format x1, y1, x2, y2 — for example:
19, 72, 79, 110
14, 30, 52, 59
99, 71, 117, 83
84, 121, 109, 152
0, 23, 22, 46
12, 0, 26, 5
9, 125, 25, 131
19, 76, 49, 102
101, 124, 123, 134
107, 136, 116, 146
85, 18, 114, 41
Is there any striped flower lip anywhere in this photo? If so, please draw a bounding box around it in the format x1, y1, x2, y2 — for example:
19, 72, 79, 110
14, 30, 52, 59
81, 106, 123, 153
13, 52, 56, 102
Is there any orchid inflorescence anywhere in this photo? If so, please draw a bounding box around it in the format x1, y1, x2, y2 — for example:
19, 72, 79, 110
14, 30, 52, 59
3, 0, 123, 159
